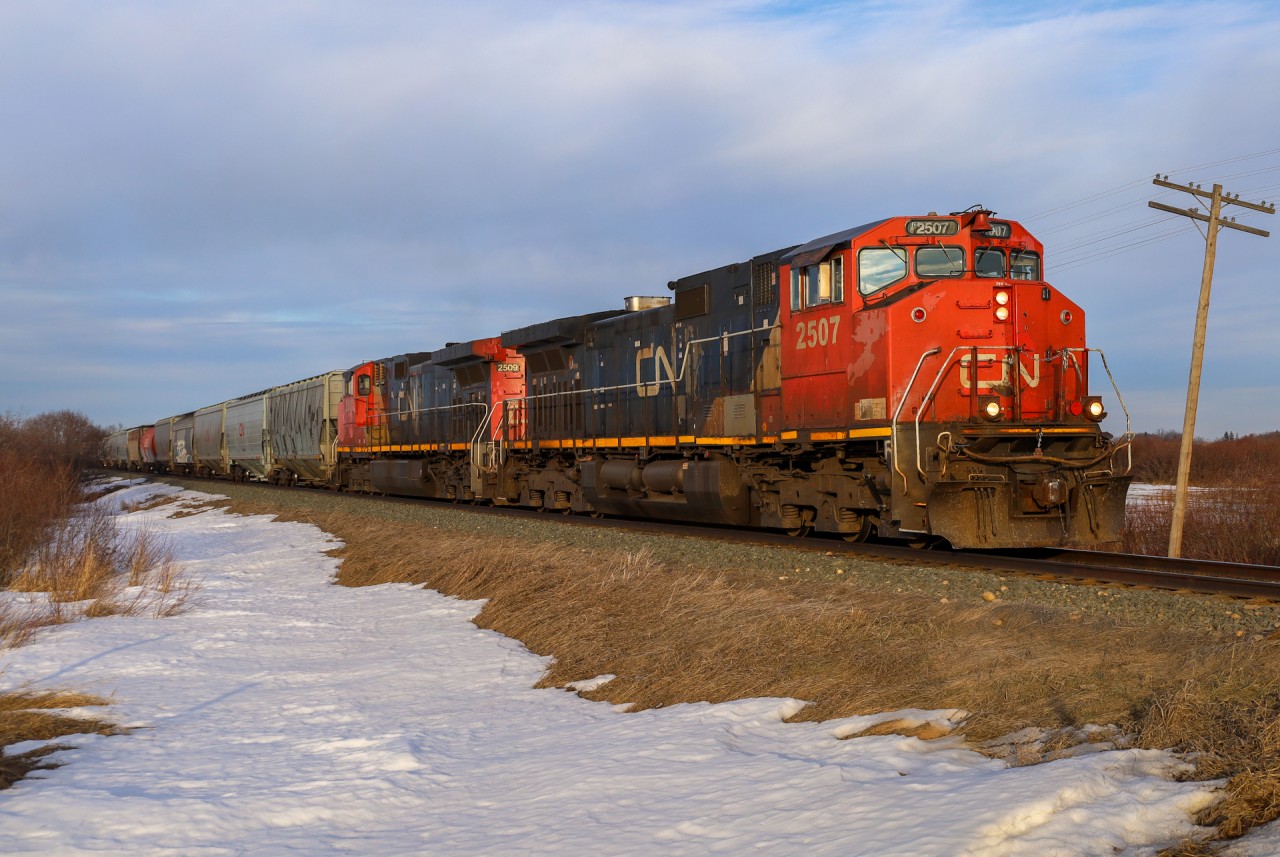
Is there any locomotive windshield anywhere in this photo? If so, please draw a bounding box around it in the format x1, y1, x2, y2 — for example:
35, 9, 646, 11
975, 247, 1006, 278
977, 247, 1042, 280
916, 246, 965, 278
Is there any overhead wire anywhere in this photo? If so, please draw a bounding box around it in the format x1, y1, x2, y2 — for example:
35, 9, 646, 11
1027, 147, 1279, 275
1052, 223, 1199, 274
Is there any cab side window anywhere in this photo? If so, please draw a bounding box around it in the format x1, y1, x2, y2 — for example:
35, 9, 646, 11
1010, 250, 1041, 280
790, 256, 845, 310
858, 247, 907, 295
357, 374, 371, 396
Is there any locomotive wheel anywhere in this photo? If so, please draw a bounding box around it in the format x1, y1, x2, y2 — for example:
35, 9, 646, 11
842, 517, 875, 543
785, 523, 812, 538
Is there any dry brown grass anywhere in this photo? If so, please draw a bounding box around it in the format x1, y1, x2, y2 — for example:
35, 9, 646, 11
0, 411, 106, 583
1121, 486, 1280, 566
1133, 656, 1280, 840
223, 497, 1280, 846
0, 452, 80, 583
0, 690, 118, 790
0, 413, 140, 792
1124, 431, 1280, 568
4, 502, 197, 626
0, 519, 191, 788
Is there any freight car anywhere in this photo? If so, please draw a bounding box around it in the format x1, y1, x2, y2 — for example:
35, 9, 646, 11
102, 425, 156, 471
111, 210, 1133, 549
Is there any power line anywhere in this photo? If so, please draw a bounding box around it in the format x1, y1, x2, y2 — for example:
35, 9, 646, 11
1025, 147, 1280, 227
1053, 214, 1180, 256
1026, 150, 1280, 274
1052, 223, 1197, 273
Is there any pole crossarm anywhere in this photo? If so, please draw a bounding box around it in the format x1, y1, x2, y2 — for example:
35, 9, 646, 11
1148, 200, 1271, 237
1153, 177, 1276, 215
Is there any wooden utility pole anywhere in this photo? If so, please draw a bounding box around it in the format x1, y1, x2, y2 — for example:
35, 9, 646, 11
1149, 176, 1273, 557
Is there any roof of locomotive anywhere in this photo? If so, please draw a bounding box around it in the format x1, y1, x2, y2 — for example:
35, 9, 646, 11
501, 309, 628, 352
781, 219, 890, 268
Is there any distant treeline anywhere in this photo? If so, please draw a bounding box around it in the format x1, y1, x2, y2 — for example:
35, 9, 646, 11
1130, 431, 1280, 486
0, 411, 106, 583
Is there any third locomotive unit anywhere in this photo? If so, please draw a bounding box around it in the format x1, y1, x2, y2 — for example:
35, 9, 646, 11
104, 209, 1133, 549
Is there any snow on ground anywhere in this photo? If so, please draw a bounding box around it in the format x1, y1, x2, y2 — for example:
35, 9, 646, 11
0, 480, 1262, 855
1128, 483, 1176, 505
1127, 482, 1230, 507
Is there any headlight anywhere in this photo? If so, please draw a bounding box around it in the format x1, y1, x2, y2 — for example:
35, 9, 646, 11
981, 398, 1002, 420
995, 305, 1010, 322
1085, 397, 1106, 421
995, 290, 1010, 306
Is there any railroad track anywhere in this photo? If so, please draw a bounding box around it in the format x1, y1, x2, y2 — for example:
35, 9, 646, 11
113, 470, 1280, 603
973, 548, 1280, 602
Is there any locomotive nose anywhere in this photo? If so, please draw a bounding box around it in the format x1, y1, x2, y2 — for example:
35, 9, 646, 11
1032, 474, 1066, 509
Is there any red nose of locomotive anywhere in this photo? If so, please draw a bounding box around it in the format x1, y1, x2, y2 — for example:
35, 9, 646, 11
786, 209, 1132, 548
891, 211, 1129, 547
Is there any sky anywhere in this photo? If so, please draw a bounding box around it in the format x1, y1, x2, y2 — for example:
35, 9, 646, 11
1, 0, 1278, 437
7, 477, 1279, 855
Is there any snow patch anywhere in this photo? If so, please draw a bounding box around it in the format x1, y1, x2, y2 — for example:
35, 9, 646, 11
0, 482, 1232, 855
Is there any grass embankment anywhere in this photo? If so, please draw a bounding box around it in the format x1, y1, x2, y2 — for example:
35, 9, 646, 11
224, 496, 1280, 851
0, 411, 191, 789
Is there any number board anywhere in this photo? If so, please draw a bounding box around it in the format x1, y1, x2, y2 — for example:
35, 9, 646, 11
905, 219, 959, 236
495, 362, 522, 373
986, 221, 1012, 238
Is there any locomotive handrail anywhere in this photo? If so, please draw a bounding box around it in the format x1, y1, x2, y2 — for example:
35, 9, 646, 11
902, 345, 1134, 487
911, 345, 1072, 483
1064, 346, 1134, 475
891, 347, 942, 493
375, 400, 488, 422
349, 400, 490, 454
668, 322, 779, 388
500, 321, 782, 412
912, 346, 984, 484
471, 402, 497, 476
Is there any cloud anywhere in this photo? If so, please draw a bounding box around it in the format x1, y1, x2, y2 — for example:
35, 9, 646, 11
0, 1, 1277, 431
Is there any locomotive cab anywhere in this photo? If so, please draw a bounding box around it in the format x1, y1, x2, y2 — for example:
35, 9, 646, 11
777, 210, 1130, 548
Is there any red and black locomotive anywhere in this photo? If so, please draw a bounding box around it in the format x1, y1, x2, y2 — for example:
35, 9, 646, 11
106, 209, 1132, 548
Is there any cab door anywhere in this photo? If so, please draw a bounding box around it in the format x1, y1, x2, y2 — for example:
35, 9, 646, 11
779, 251, 855, 430
337, 361, 386, 448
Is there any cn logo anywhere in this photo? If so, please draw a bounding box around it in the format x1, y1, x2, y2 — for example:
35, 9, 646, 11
958, 353, 1041, 390
635, 345, 676, 398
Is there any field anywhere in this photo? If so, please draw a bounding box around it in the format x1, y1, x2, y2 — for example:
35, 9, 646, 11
4, 425, 1280, 853
1121, 432, 1280, 565
0, 412, 190, 788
